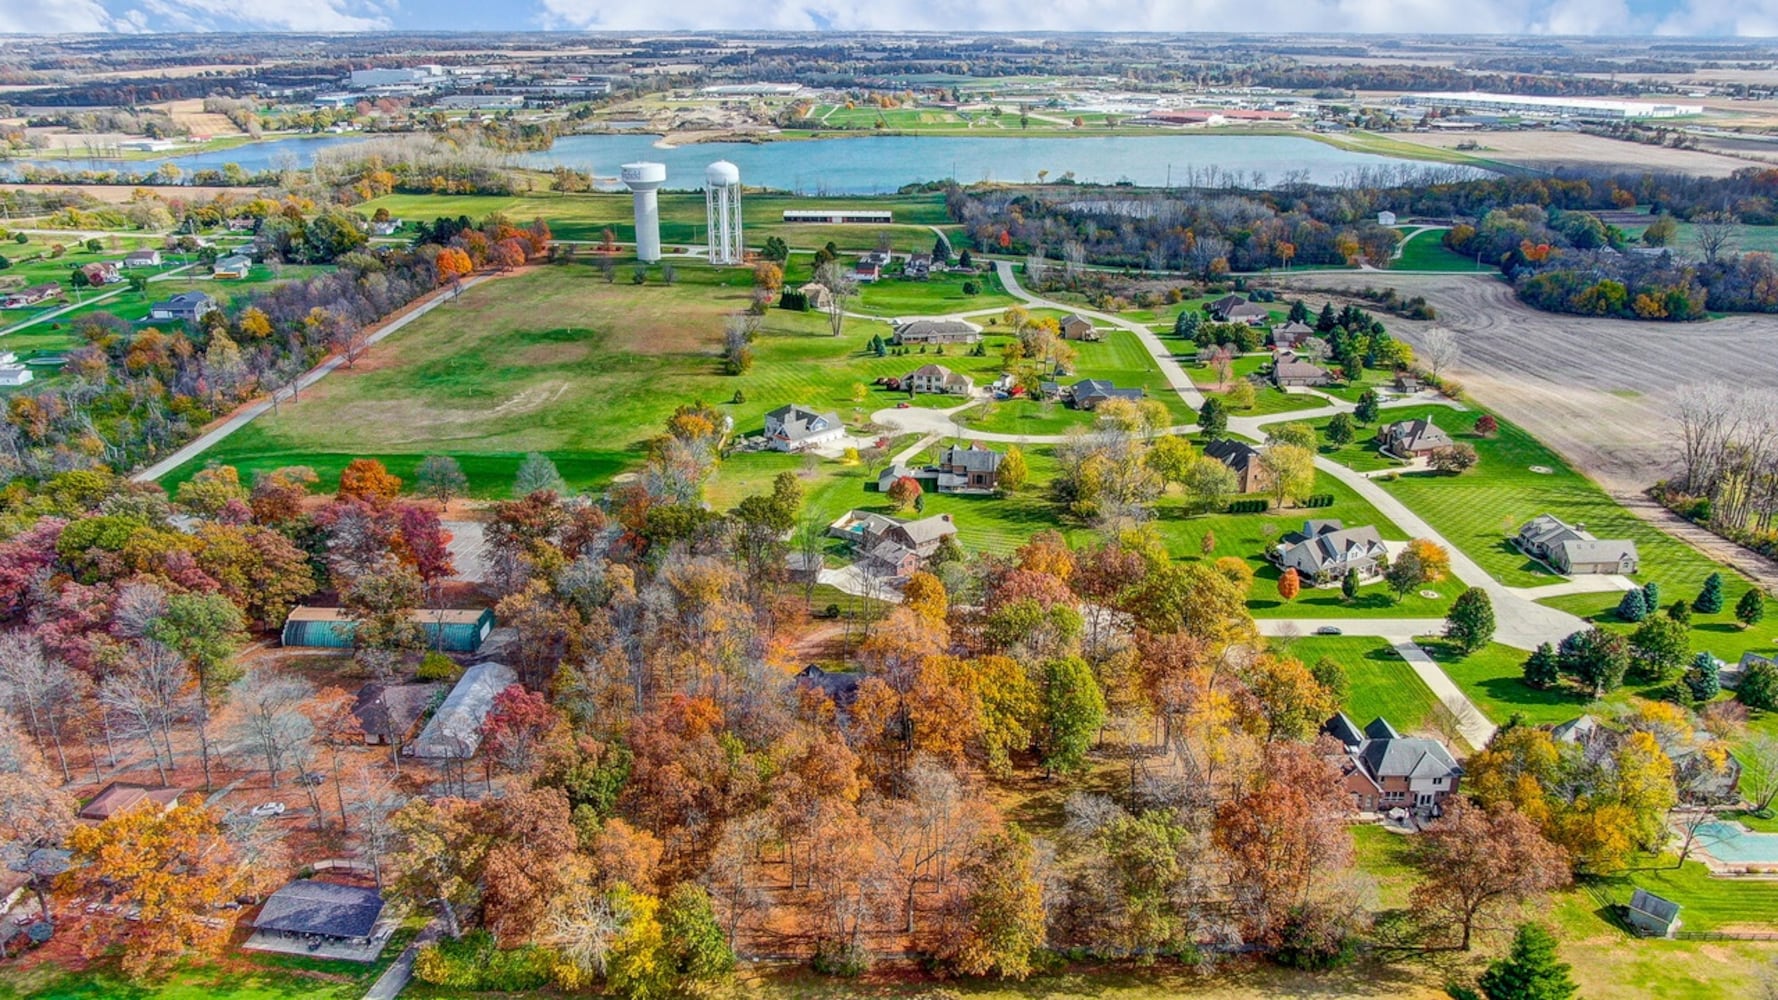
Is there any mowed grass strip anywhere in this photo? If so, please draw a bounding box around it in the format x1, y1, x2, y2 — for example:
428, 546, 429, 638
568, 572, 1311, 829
1283, 636, 1446, 732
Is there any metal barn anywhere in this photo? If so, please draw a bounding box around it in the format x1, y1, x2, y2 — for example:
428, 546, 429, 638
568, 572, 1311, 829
281, 607, 495, 653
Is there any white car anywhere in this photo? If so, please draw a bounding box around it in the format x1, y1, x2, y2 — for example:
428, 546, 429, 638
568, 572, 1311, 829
248, 802, 287, 818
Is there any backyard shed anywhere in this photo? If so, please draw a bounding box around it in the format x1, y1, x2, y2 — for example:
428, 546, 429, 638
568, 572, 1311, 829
1625, 888, 1681, 937
409, 662, 517, 759
281, 607, 495, 653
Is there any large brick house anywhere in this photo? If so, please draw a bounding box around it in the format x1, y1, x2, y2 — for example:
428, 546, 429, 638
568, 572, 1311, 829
1323, 713, 1462, 816
877, 442, 1004, 495
1203, 438, 1271, 494
1376, 417, 1453, 458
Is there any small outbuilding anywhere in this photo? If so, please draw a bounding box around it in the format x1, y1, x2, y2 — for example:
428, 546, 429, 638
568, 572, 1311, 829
1625, 888, 1681, 938
78, 782, 185, 821
409, 661, 517, 759
351, 682, 446, 746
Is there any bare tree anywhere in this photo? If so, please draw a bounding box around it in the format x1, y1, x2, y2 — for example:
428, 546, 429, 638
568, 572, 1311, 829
1740, 735, 1778, 815
1419, 327, 1460, 379
814, 260, 856, 338
226, 669, 316, 789
97, 641, 190, 785
1692, 210, 1740, 265
0, 634, 79, 781
345, 765, 406, 885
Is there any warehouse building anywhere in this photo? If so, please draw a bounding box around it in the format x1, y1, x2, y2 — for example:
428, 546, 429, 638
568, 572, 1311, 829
1401, 92, 1703, 120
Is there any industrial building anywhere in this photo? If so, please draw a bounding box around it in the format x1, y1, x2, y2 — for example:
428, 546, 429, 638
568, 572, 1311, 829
622, 161, 667, 262
782, 209, 893, 224
1401, 92, 1703, 120
705, 160, 744, 265
280, 607, 495, 653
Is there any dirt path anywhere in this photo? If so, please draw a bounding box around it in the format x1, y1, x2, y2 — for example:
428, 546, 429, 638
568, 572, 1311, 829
1265, 271, 1778, 494
1615, 492, 1778, 594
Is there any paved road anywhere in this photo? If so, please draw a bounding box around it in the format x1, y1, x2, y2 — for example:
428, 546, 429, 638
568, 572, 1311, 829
132, 276, 491, 483
363, 919, 441, 1000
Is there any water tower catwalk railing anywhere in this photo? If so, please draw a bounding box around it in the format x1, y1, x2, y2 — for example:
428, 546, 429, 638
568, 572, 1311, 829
705, 160, 743, 265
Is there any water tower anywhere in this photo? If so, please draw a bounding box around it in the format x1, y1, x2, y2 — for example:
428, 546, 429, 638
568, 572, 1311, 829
704, 160, 744, 265
620, 161, 667, 262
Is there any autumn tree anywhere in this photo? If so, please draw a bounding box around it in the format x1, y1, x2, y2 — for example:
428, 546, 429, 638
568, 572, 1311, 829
480, 683, 568, 781
337, 458, 402, 504
1411, 799, 1571, 951
65, 799, 246, 979
1215, 741, 1355, 949
149, 592, 247, 790
1445, 588, 1496, 653
1278, 567, 1301, 602
387, 797, 488, 939
999, 445, 1029, 493
1037, 656, 1106, 776
226, 668, 316, 788
886, 476, 923, 512
942, 829, 1046, 979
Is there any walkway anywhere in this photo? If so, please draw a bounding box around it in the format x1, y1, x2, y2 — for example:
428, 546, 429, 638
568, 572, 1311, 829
363, 919, 441, 1000
1394, 640, 1496, 747
133, 275, 492, 482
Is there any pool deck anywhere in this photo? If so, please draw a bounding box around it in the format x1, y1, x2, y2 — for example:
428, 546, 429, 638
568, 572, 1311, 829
1680, 817, 1778, 875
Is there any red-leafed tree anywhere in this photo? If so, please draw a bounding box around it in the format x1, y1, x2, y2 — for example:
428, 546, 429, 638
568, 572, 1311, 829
479, 683, 567, 781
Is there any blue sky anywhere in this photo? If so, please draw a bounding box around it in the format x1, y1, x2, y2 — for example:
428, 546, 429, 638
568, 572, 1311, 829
4, 0, 1777, 38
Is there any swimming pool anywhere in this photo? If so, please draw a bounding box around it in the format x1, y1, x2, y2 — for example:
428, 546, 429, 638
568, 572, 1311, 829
1694, 821, 1778, 865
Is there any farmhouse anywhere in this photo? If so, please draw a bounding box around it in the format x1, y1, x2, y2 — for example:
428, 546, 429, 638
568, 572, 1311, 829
410, 661, 518, 759
1059, 313, 1100, 341
1272, 358, 1332, 388
903, 364, 972, 395
1066, 378, 1144, 410
281, 606, 496, 653
1514, 514, 1640, 575
1203, 438, 1271, 494
892, 318, 981, 345
854, 261, 881, 283
828, 510, 958, 579
905, 253, 932, 279
246, 879, 392, 962
350, 681, 445, 746
1376, 417, 1453, 458
212, 254, 253, 278
78, 782, 186, 822
123, 249, 162, 268
2, 284, 61, 308
148, 291, 217, 324
1323, 713, 1462, 816
763, 404, 846, 452
80, 262, 122, 286
877, 442, 1004, 495
1274, 519, 1387, 584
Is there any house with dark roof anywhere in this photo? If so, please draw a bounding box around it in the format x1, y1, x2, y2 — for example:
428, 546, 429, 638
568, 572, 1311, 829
1210, 294, 1269, 324
1625, 888, 1682, 938
904, 253, 932, 280
794, 664, 861, 708
1547, 714, 1739, 804
903, 364, 973, 395
1273, 358, 1332, 388
1376, 417, 1453, 458
1203, 438, 1271, 494
828, 510, 958, 579
351, 681, 445, 747
1271, 321, 1315, 352
78, 782, 186, 821
1514, 514, 1639, 575
1059, 314, 1099, 341
876, 442, 1005, 495
1066, 378, 1144, 411
892, 319, 981, 345
246, 879, 391, 961
1322, 713, 1462, 816
1274, 520, 1388, 584
764, 404, 845, 452
147, 291, 216, 324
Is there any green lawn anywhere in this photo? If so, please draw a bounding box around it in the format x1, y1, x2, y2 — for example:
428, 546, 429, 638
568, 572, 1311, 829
1392, 228, 1480, 272
964, 330, 1195, 436
1421, 640, 1611, 728
1283, 636, 1448, 733
827, 267, 1014, 317
1351, 822, 1420, 910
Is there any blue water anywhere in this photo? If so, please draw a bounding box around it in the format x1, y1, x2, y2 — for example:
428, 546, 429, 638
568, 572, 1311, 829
1695, 821, 1778, 864
5, 132, 1473, 194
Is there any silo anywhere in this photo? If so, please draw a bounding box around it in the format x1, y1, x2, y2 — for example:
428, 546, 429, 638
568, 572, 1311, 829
704, 160, 743, 265
620, 161, 667, 262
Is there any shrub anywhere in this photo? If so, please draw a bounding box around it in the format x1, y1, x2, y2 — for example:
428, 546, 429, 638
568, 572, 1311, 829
1616, 588, 1648, 622
415, 652, 462, 682
414, 931, 552, 991
812, 939, 869, 977
1694, 572, 1725, 615
961, 280, 980, 295
1742, 658, 1778, 711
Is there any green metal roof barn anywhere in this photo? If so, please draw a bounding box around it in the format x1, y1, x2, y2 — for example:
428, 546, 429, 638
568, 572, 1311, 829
281, 607, 495, 653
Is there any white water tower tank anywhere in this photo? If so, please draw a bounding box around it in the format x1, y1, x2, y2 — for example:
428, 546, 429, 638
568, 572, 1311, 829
621, 161, 667, 262
704, 160, 744, 265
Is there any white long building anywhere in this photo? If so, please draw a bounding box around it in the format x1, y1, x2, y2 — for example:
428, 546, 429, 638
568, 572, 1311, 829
1402, 92, 1703, 120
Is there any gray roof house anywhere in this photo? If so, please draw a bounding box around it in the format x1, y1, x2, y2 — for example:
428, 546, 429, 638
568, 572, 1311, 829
764, 404, 846, 452
351, 681, 445, 747
892, 318, 981, 345
1514, 514, 1640, 575
409, 661, 517, 759
828, 510, 958, 579
1203, 438, 1270, 494
1273, 358, 1332, 388
1223, 302, 1272, 325
1271, 321, 1315, 351
1068, 378, 1144, 411
877, 442, 1004, 495
147, 291, 216, 324
1275, 519, 1388, 584
253, 880, 385, 943
1323, 713, 1462, 815
1625, 888, 1681, 937
1376, 417, 1454, 458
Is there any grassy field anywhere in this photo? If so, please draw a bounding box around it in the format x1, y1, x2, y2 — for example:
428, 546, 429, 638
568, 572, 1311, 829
1282, 636, 1448, 732
360, 190, 956, 251
1391, 228, 1481, 272
1186, 354, 1326, 418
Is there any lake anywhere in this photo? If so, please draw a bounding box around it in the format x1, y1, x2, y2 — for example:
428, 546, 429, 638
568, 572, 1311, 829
5, 132, 1477, 193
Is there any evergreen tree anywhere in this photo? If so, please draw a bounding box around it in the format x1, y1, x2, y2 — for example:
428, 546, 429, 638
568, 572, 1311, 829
1641, 580, 1661, 610
1316, 301, 1338, 332
1445, 588, 1496, 653
1197, 398, 1228, 439
1683, 651, 1720, 703
931, 235, 950, 263
1694, 572, 1725, 615
1476, 924, 1576, 1000
1288, 299, 1310, 323
1173, 310, 1201, 339
1353, 390, 1381, 425
1741, 658, 1778, 712
1737, 588, 1766, 629
1615, 587, 1648, 623
1341, 568, 1361, 602
1522, 643, 1560, 689
1668, 599, 1692, 625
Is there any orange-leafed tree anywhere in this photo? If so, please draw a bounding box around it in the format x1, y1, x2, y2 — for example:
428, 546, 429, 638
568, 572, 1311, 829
752, 261, 783, 291
901, 571, 948, 626
1278, 567, 1301, 602
63, 799, 246, 980
886, 476, 923, 512
1406, 538, 1451, 582
435, 246, 473, 284
337, 458, 402, 504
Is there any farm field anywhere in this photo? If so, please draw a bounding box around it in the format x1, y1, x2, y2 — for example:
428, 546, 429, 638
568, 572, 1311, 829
359, 190, 957, 251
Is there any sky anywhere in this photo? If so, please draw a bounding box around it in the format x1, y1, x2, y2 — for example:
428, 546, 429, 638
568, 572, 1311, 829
4, 0, 1778, 38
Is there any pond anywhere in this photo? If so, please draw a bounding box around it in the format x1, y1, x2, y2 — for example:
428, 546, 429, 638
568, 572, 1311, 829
1694, 820, 1778, 865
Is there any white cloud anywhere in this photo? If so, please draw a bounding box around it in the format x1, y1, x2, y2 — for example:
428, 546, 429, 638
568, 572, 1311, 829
135, 0, 392, 31
0, 0, 117, 32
